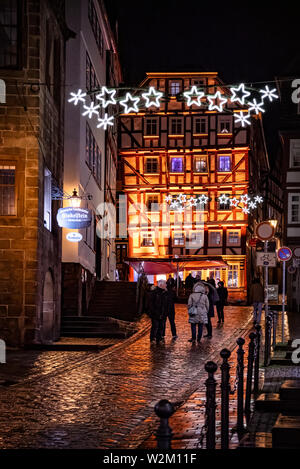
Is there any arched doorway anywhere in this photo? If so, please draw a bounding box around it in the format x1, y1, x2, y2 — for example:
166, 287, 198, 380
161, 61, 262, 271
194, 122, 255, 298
41, 270, 55, 342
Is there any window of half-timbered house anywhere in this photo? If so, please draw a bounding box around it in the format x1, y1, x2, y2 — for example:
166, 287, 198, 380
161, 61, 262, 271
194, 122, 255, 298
288, 194, 300, 224
227, 230, 241, 245
145, 118, 158, 135
218, 117, 232, 133
173, 232, 185, 246
0, 164, 16, 216
170, 118, 183, 135
192, 79, 205, 89
146, 195, 159, 211
208, 231, 222, 246
194, 156, 208, 173
169, 81, 181, 95
170, 157, 184, 173
228, 265, 239, 288
194, 117, 207, 134
144, 158, 158, 174
217, 194, 231, 210
218, 155, 231, 172
141, 233, 154, 247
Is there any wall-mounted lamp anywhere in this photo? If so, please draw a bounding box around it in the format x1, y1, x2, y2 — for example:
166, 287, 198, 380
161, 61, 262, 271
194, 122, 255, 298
69, 189, 81, 208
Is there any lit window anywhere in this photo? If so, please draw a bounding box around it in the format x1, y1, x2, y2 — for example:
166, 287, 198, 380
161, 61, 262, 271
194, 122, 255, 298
218, 155, 231, 172
218, 194, 231, 210
0, 164, 16, 215
219, 118, 232, 133
170, 157, 184, 173
209, 231, 222, 246
146, 195, 159, 211
228, 265, 239, 288
194, 117, 207, 134
227, 231, 240, 245
290, 139, 300, 168
145, 158, 158, 173
145, 118, 157, 135
194, 156, 208, 173
192, 79, 205, 88
169, 81, 181, 95
186, 231, 204, 248
141, 233, 154, 247
173, 232, 185, 246
288, 194, 300, 223
44, 168, 52, 231
170, 118, 183, 134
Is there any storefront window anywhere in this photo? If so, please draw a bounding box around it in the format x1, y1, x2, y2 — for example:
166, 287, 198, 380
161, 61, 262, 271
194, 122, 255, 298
227, 265, 239, 288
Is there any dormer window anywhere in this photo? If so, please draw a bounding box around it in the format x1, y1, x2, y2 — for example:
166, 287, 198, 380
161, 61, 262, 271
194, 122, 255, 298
169, 81, 181, 95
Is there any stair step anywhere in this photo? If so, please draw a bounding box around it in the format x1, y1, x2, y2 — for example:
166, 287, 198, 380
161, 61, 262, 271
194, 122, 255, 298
255, 393, 281, 412
269, 358, 296, 366
62, 316, 111, 322
272, 414, 300, 448
274, 341, 293, 351
61, 331, 128, 338
280, 380, 300, 401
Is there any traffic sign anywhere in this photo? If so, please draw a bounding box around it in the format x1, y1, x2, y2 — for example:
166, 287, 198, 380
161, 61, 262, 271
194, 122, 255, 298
277, 246, 292, 262
256, 221, 275, 241
288, 265, 297, 275
293, 247, 300, 259
249, 237, 258, 247
256, 252, 277, 267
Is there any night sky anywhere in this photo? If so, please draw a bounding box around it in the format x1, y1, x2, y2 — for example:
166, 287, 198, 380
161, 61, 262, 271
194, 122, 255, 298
106, 0, 300, 159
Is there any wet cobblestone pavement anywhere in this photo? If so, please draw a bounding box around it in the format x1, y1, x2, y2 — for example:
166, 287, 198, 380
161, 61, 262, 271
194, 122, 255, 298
0, 306, 253, 449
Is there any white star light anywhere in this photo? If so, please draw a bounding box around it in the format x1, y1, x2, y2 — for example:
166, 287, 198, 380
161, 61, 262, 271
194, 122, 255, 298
170, 200, 179, 209
142, 86, 163, 108
82, 102, 100, 119
68, 89, 86, 105
96, 86, 117, 108
254, 195, 264, 204
234, 111, 251, 127
120, 92, 140, 113
230, 197, 240, 208
183, 86, 205, 107
240, 194, 251, 204
177, 206, 185, 213
177, 193, 186, 203
259, 85, 278, 102
188, 197, 197, 207
207, 91, 228, 112
96, 113, 114, 130
249, 201, 257, 210
164, 195, 172, 203
230, 83, 251, 105
248, 99, 265, 115
197, 194, 209, 205
219, 194, 230, 205
242, 207, 250, 214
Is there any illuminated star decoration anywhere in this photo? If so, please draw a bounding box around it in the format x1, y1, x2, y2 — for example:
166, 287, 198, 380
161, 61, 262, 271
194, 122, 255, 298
254, 195, 264, 204
82, 102, 100, 119
240, 194, 251, 204
230, 83, 251, 106
120, 92, 140, 114
97, 113, 114, 130
96, 86, 117, 108
188, 197, 197, 207
249, 201, 257, 210
259, 85, 279, 102
164, 195, 172, 203
197, 194, 209, 205
234, 111, 251, 127
142, 86, 163, 108
242, 207, 250, 214
230, 197, 240, 208
183, 86, 205, 107
207, 91, 228, 112
219, 194, 230, 205
68, 89, 86, 105
170, 200, 179, 209
248, 99, 265, 115
177, 193, 187, 203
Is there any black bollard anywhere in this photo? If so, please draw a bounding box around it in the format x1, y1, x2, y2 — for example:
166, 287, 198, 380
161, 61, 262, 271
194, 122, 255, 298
254, 324, 261, 394
245, 332, 256, 423
236, 337, 245, 438
220, 348, 231, 450
205, 361, 218, 449
264, 314, 273, 367
155, 400, 174, 449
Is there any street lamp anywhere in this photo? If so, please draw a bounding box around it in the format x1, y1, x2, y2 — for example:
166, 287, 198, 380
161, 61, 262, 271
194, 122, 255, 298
269, 219, 278, 231
69, 189, 81, 208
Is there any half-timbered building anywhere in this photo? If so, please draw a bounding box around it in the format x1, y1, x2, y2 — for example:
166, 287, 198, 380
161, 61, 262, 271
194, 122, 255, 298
118, 72, 268, 301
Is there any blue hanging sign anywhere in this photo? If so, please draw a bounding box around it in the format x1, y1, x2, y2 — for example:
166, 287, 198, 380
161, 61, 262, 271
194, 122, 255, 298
57, 207, 92, 229
66, 232, 83, 243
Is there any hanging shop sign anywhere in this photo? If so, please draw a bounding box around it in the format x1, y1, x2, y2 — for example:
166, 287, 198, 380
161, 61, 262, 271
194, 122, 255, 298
277, 246, 292, 262
256, 221, 275, 241
57, 207, 92, 229
66, 232, 83, 243
256, 252, 277, 267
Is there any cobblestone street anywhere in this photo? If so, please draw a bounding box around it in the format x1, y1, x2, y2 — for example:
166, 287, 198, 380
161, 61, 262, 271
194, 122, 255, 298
0, 305, 253, 449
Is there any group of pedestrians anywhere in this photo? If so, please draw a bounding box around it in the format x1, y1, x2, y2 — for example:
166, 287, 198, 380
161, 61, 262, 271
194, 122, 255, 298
146, 275, 228, 344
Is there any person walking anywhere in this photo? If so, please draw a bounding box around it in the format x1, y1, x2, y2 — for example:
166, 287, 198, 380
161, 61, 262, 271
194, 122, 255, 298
166, 275, 175, 290
187, 283, 209, 343
162, 284, 178, 339
185, 273, 194, 293
204, 280, 219, 338
249, 278, 264, 324
148, 280, 168, 343
216, 281, 228, 323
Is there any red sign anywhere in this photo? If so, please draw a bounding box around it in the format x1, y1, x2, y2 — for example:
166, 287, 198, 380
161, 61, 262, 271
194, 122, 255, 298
256, 221, 275, 241
277, 246, 293, 262
249, 238, 258, 247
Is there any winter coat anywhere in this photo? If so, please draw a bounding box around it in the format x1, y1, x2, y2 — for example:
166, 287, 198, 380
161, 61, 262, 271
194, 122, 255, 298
188, 283, 209, 324
148, 287, 168, 320
249, 282, 264, 303
217, 286, 228, 306
165, 289, 176, 317
185, 274, 194, 290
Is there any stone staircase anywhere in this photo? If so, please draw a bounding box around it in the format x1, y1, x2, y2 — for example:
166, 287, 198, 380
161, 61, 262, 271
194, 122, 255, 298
61, 316, 137, 339
86, 281, 138, 322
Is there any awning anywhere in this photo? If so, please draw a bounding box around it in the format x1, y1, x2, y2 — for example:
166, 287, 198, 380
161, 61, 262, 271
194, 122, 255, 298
180, 260, 229, 270
126, 261, 178, 275
125, 258, 229, 274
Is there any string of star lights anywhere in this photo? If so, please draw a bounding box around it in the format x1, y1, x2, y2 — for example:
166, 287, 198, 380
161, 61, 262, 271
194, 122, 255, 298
68, 81, 279, 131
164, 193, 263, 213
